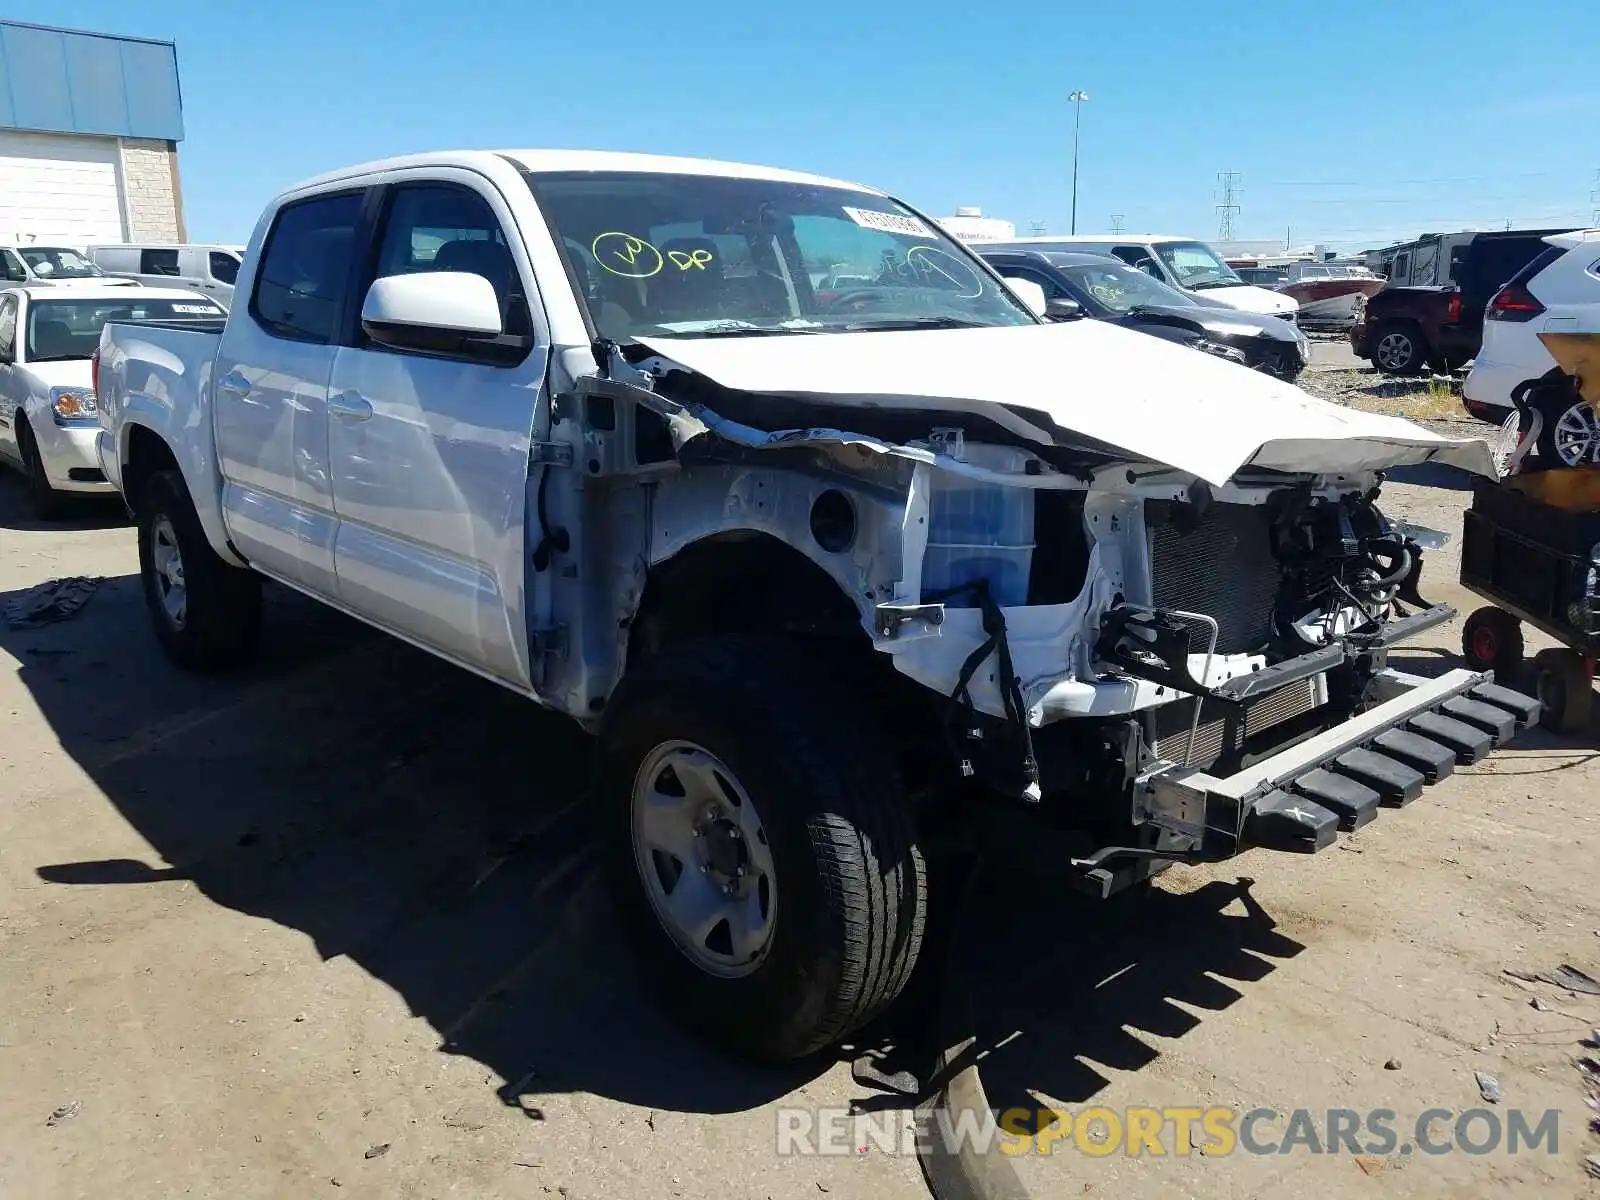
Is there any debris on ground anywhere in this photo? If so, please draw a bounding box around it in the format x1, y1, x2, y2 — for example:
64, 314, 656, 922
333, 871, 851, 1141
1475, 1071, 1502, 1104
363, 1143, 390, 1159
4, 577, 101, 629
1384, 1058, 1402, 1070
45, 1100, 81, 1126
1504, 965, 1600, 996
1586, 1154, 1600, 1180
1531, 997, 1552, 1011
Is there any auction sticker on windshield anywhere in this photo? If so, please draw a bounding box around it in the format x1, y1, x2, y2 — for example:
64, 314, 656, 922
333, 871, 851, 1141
173, 304, 219, 314
843, 207, 934, 238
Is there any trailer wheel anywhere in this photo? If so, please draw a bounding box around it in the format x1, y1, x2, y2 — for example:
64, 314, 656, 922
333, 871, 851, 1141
137, 469, 262, 672
1533, 647, 1593, 734
1462, 606, 1525, 683
600, 634, 926, 1062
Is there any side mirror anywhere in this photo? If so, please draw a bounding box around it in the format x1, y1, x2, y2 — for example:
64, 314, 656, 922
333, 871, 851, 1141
362, 271, 525, 361
1003, 277, 1048, 317
1044, 297, 1084, 321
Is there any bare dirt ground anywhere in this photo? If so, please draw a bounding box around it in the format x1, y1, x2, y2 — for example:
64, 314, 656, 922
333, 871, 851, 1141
0, 462, 1596, 1200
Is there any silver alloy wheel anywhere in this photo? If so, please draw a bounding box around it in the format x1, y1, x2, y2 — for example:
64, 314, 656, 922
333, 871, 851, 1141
1552, 400, 1600, 465
1375, 331, 1414, 370
631, 740, 777, 978
150, 514, 187, 629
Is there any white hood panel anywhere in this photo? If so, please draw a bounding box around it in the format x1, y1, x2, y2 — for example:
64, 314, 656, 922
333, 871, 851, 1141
637, 320, 1496, 487
1184, 283, 1296, 316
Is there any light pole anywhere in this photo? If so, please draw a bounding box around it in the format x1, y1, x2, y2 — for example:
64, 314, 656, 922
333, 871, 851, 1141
1069, 90, 1089, 234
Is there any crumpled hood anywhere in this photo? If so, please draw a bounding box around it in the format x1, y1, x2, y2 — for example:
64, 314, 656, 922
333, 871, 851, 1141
637, 320, 1496, 487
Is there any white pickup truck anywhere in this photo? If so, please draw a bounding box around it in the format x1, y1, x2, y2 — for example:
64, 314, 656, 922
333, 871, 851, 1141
94, 149, 1539, 1063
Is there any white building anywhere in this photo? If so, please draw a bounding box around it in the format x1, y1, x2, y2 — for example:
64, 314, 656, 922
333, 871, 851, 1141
0, 21, 186, 246
936, 206, 1016, 244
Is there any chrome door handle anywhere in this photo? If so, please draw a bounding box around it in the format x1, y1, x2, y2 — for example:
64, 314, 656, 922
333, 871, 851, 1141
328, 392, 373, 421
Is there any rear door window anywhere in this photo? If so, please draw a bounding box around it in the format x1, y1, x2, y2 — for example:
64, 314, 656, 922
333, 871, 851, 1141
250, 192, 365, 344
140, 249, 180, 276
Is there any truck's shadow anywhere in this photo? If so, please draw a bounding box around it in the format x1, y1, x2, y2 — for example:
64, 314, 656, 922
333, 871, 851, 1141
9, 553, 1305, 1128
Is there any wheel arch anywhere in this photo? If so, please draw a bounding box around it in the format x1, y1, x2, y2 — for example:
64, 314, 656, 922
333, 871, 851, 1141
118, 420, 247, 568
627, 529, 875, 664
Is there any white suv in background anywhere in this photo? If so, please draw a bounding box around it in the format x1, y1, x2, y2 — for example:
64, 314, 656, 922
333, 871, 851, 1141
1463, 228, 1600, 464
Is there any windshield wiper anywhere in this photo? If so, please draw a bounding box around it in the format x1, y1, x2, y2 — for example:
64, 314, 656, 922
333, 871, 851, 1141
27, 354, 90, 363
838, 315, 993, 332
664, 321, 826, 339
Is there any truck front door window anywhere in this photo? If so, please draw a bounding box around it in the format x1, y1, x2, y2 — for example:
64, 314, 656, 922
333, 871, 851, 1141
527, 170, 1034, 341
250, 193, 364, 344
367, 184, 530, 351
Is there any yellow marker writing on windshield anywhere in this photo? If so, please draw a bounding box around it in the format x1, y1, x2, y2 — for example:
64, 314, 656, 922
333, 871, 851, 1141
667, 248, 715, 271
591, 232, 664, 279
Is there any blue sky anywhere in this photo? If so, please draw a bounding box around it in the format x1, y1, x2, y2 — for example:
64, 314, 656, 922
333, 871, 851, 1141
17, 0, 1600, 250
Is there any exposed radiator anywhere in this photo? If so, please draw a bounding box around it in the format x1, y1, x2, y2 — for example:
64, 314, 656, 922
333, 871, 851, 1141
1148, 503, 1282, 655
1150, 677, 1322, 768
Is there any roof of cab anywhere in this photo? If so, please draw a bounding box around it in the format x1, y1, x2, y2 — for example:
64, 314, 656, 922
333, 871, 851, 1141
283, 149, 879, 197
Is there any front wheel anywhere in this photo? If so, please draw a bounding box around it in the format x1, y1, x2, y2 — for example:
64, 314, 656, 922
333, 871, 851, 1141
16, 419, 68, 520
137, 469, 262, 672
600, 635, 926, 1061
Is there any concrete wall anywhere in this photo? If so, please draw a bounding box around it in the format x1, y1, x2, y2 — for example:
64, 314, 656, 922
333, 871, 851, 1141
118, 137, 184, 242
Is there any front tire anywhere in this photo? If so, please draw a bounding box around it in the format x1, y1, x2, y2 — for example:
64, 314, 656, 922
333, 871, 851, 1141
16, 419, 68, 520
137, 469, 262, 672
600, 635, 926, 1061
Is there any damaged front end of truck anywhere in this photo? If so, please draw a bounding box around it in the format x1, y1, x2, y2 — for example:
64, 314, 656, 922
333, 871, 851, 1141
568, 320, 1539, 896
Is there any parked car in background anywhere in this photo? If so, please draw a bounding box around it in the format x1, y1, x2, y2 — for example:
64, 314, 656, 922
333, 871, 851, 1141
1463, 229, 1600, 464
980, 234, 1300, 320
89, 244, 244, 307
0, 245, 140, 288
1368, 228, 1578, 288
975, 248, 1309, 378
0, 284, 225, 516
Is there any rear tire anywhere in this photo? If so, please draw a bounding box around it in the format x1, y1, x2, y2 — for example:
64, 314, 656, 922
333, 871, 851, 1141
16, 419, 68, 520
1533, 647, 1593, 734
600, 634, 926, 1061
1461, 606, 1524, 683
1534, 391, 1600, 466
137, 469, 261, 672
1372, 322, 1428, 374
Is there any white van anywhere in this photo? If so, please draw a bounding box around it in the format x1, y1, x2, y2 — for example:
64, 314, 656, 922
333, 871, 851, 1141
980, 235, 1299, 319
88, 244, 244, 308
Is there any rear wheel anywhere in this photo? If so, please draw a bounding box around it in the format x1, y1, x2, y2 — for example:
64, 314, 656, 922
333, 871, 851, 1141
1461, 606, 1524, 683
1372, 322, 1428, 374
1533, 647, 1593, 734
600, 634, 926, 1061
1535, 393, 1600, 466
137, 469, 261, 671
16, 419, 68, 520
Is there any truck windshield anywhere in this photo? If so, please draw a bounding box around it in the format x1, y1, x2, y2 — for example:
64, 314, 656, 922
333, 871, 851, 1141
1155, 241, 1243, 291
19, 247, 103, 279
27, 297, 225, 362
526, 171, 1036, 340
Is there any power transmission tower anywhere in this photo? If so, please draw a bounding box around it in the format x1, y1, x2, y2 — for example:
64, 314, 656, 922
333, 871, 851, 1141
1029, 220, 1047, 236
1216, 170, 1243, 240
1591, 169, 1600, 224
1109, 213, 1125, 234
